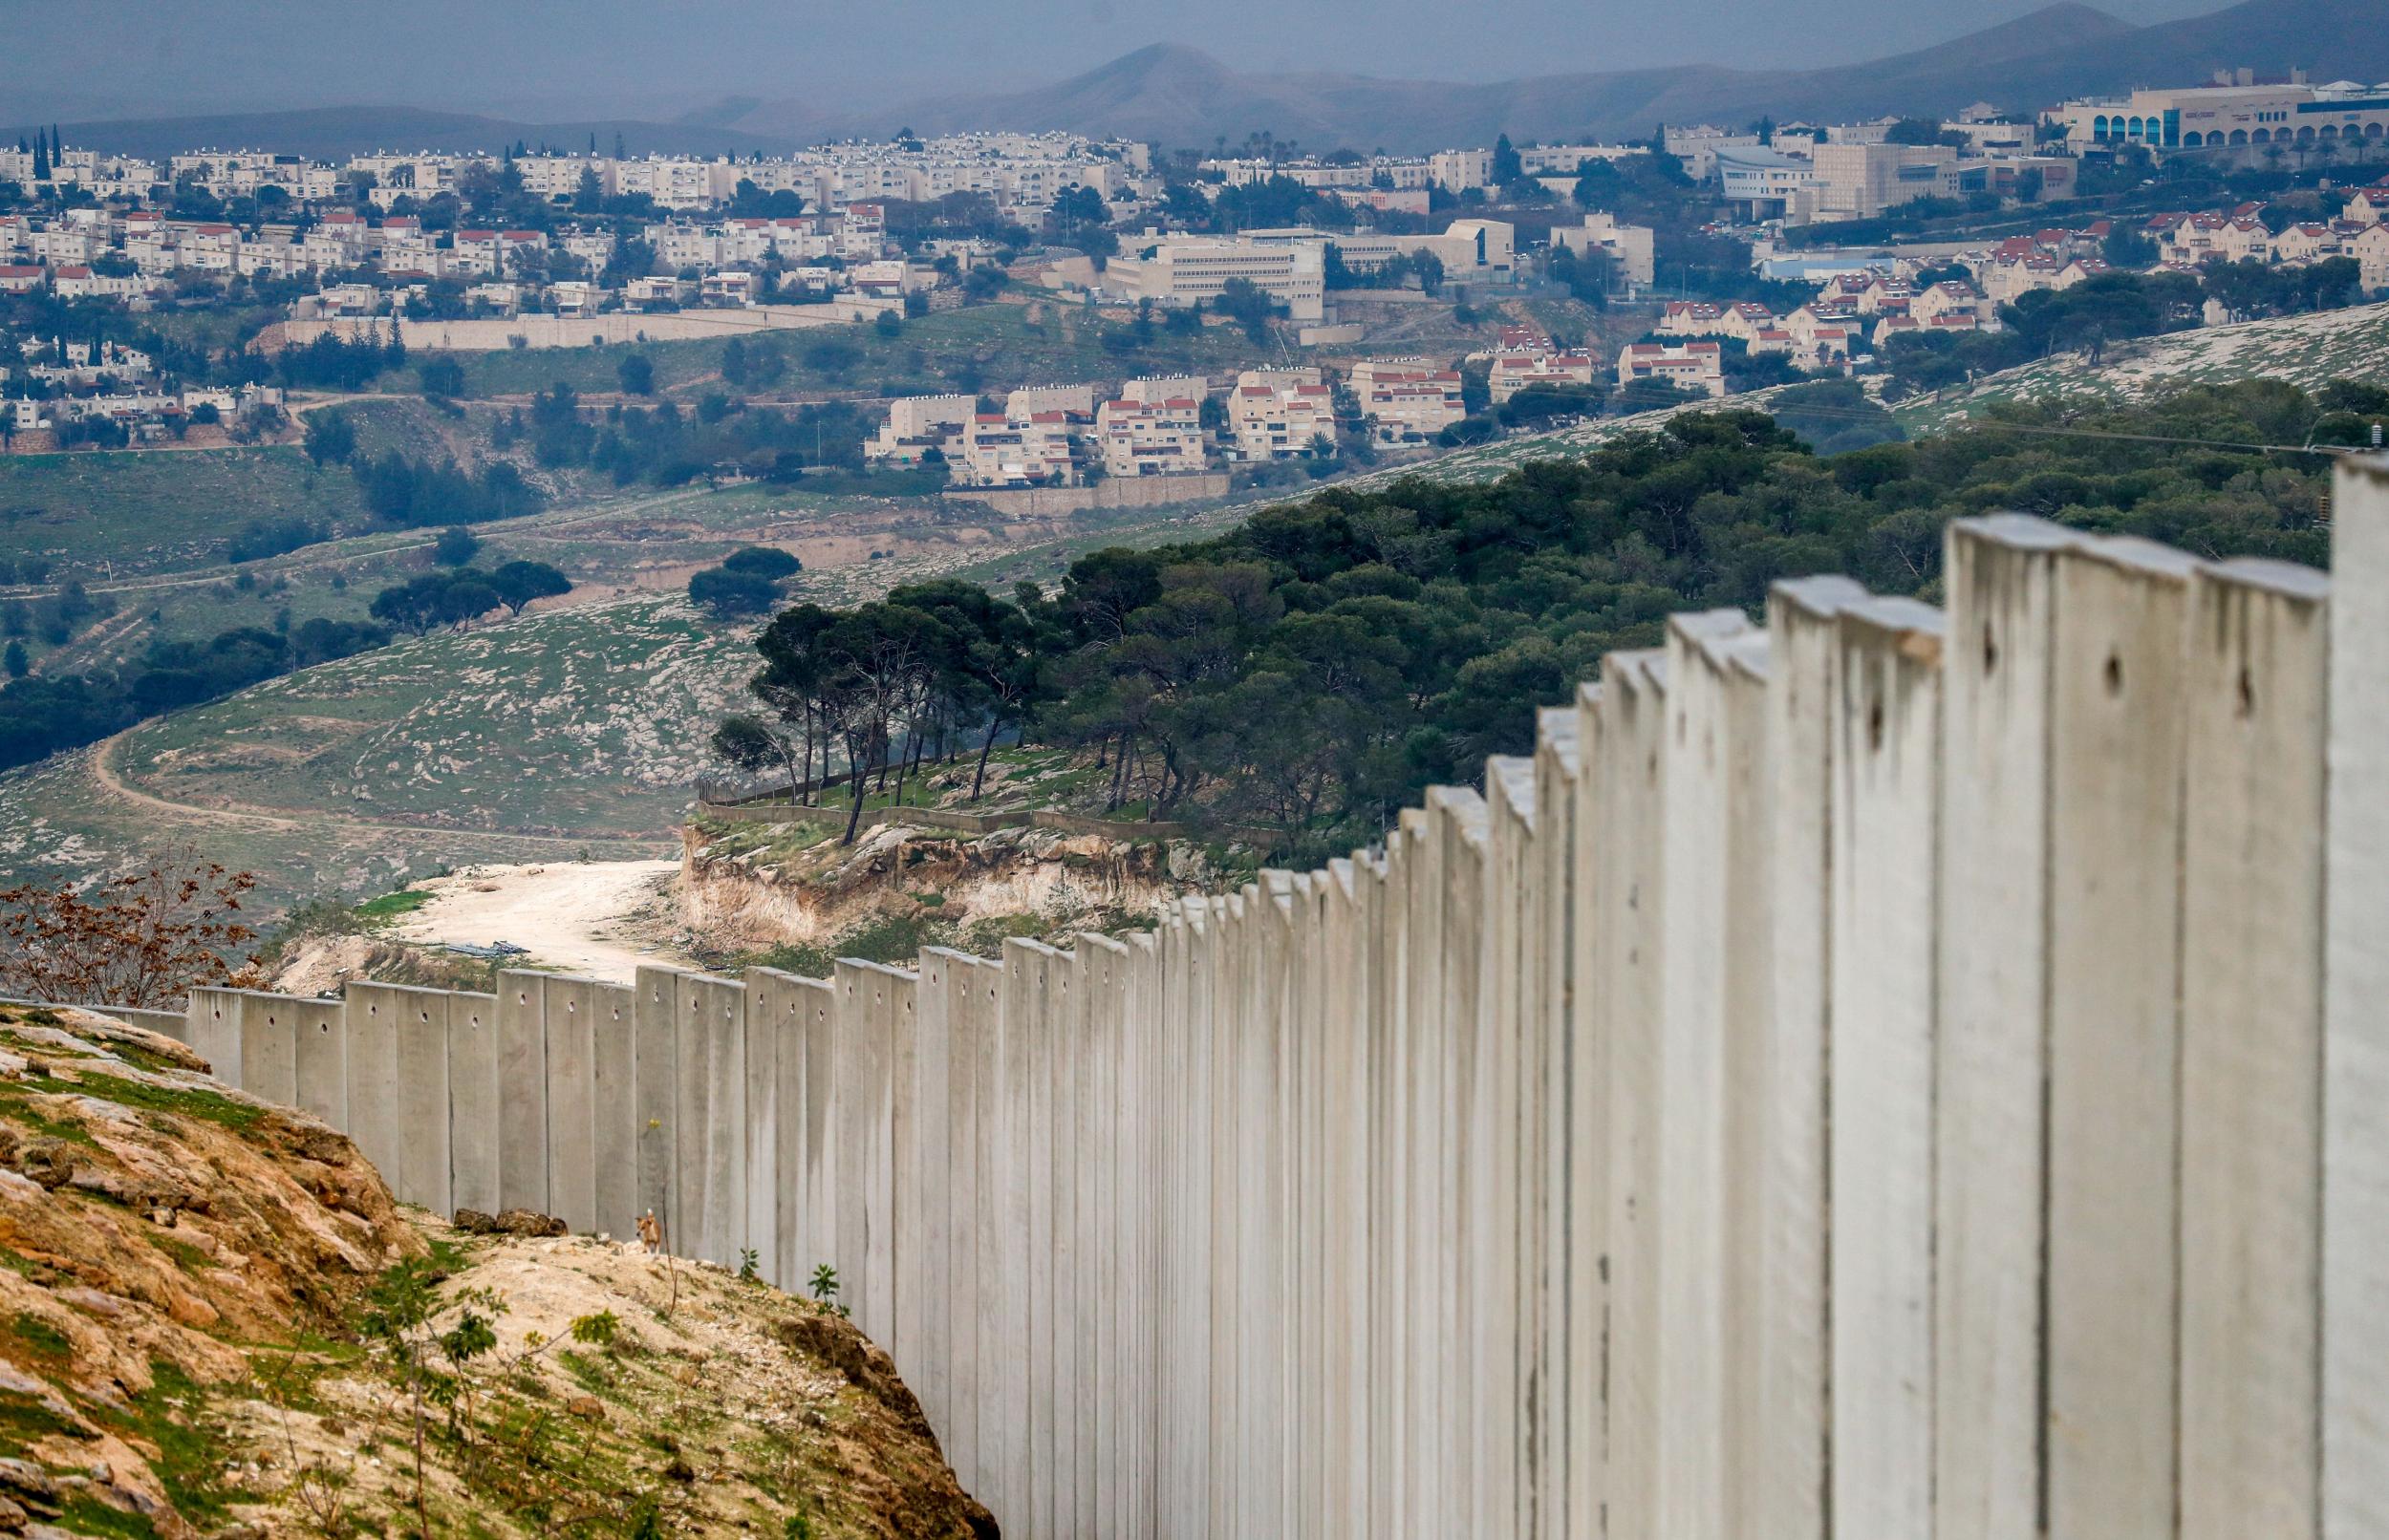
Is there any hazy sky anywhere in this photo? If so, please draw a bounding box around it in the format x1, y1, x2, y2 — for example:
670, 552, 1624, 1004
6, 0, 2227, 123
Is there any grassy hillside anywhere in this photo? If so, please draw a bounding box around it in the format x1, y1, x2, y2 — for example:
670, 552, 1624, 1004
119, 594, 743, 837
0, 484, 1228, 914
0, 446, 371, 582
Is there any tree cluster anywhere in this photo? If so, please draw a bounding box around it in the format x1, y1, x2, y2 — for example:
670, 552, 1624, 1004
0, 613, 389, 770
720, 379, 2336, 857
517, 381, 875, 486
369, 559, 570, 633
353, 452, 544, 528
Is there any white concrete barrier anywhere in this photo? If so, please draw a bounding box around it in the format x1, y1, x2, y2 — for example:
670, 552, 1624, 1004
137, 487, 2384, 1540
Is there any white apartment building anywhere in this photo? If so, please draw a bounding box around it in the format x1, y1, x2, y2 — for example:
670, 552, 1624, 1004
1095, 395, 1207, 478
1429, 149, 1497, 192
1490, 350, 1599, 403
1006, 383, 1100, 417
1516, 143, 1642, 176
2353, 224, 2389, 291
958, 409, 1087, 487
867, 395, 979, 465
614, 157, 723, 210
1617, 341, 1727, 397
1226, 369, 1335, 461
1108, 237, 1326, 322
1550, 211, 1656, 286
1121, 374, 1208, 406
1347, 358, 1465, 443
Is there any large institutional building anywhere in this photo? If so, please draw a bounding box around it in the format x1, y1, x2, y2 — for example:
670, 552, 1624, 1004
2055, 75, 2389, 153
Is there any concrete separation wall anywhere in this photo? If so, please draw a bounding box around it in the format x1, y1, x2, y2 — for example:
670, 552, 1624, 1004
59, 464, 2389, 1540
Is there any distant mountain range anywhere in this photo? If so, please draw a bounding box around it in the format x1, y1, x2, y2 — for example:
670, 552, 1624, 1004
2, 105, 794, 163
20, 0, 2389, 163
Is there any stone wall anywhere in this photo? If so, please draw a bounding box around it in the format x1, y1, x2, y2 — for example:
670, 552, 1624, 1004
939, 473, 1230, 517
261, 302, 872, 353
77, 464, 2389, 1540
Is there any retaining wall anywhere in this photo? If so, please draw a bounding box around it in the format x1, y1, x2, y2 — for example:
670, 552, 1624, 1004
940, 473, 1231, 516
262, 302, 878, 353
70, 464, 2389, 1539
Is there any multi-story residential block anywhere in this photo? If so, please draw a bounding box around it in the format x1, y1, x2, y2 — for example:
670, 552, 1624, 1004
2343, 180, 2389, 225
958, 408, 1087, 487
699, 270, 758, 307
2271, 224, 2343, 264
1429, 148, 1497, 192
1550, 211, 1656, 286
1347, 358, 1465, 442
1121, 374, 1209, 406
1490, 349, 1599, 404
551, 280, 602, 318
2351, 223, 2389, 291
1910, 280, 1992, 327
1617, 340, 1727, 397
1095, 394, 1207, 477
1226, 369, 1335, 460
867, 395, 979, 465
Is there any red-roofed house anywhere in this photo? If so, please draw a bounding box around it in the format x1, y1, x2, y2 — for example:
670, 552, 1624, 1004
1617, 340, 1725, 397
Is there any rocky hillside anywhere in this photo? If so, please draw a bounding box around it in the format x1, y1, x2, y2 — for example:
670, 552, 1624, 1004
679, 814, 1222, 974
0, 1002, 992, 1539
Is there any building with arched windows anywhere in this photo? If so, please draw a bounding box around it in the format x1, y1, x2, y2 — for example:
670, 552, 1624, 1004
2055, 76, 2389, 155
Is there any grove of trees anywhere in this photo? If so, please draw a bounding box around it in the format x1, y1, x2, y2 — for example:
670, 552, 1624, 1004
717, 379, 2342, 856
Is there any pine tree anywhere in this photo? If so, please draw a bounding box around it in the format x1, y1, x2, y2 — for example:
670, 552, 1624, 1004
31, 129, 49, 182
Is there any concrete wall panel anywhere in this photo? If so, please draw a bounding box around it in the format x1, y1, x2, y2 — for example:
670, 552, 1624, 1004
543, 975, 600, 1234
1936, 516, 2071, 1540
590, 984, 638, 1242
447, 993, 500, 1217
2325, 457, 2388, 1540
632, 968, 680, 1250
237, 989, 298, 1109
497, 971, 549, 1216
2044, 539, 2196, 1537
290, 995, 346, 1130
2179, 560, 2328, 1540
1830, 597, 1944, 1540
1757, 577, 1865, 1540
340, 983, 406, 1197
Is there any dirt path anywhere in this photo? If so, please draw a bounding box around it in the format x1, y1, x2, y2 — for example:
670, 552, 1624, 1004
87, 736, 299, 830
87, 731, 678, 849
386, 860, 690, 982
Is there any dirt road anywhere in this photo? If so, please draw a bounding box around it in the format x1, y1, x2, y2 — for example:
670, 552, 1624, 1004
386, 859, 690, 982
